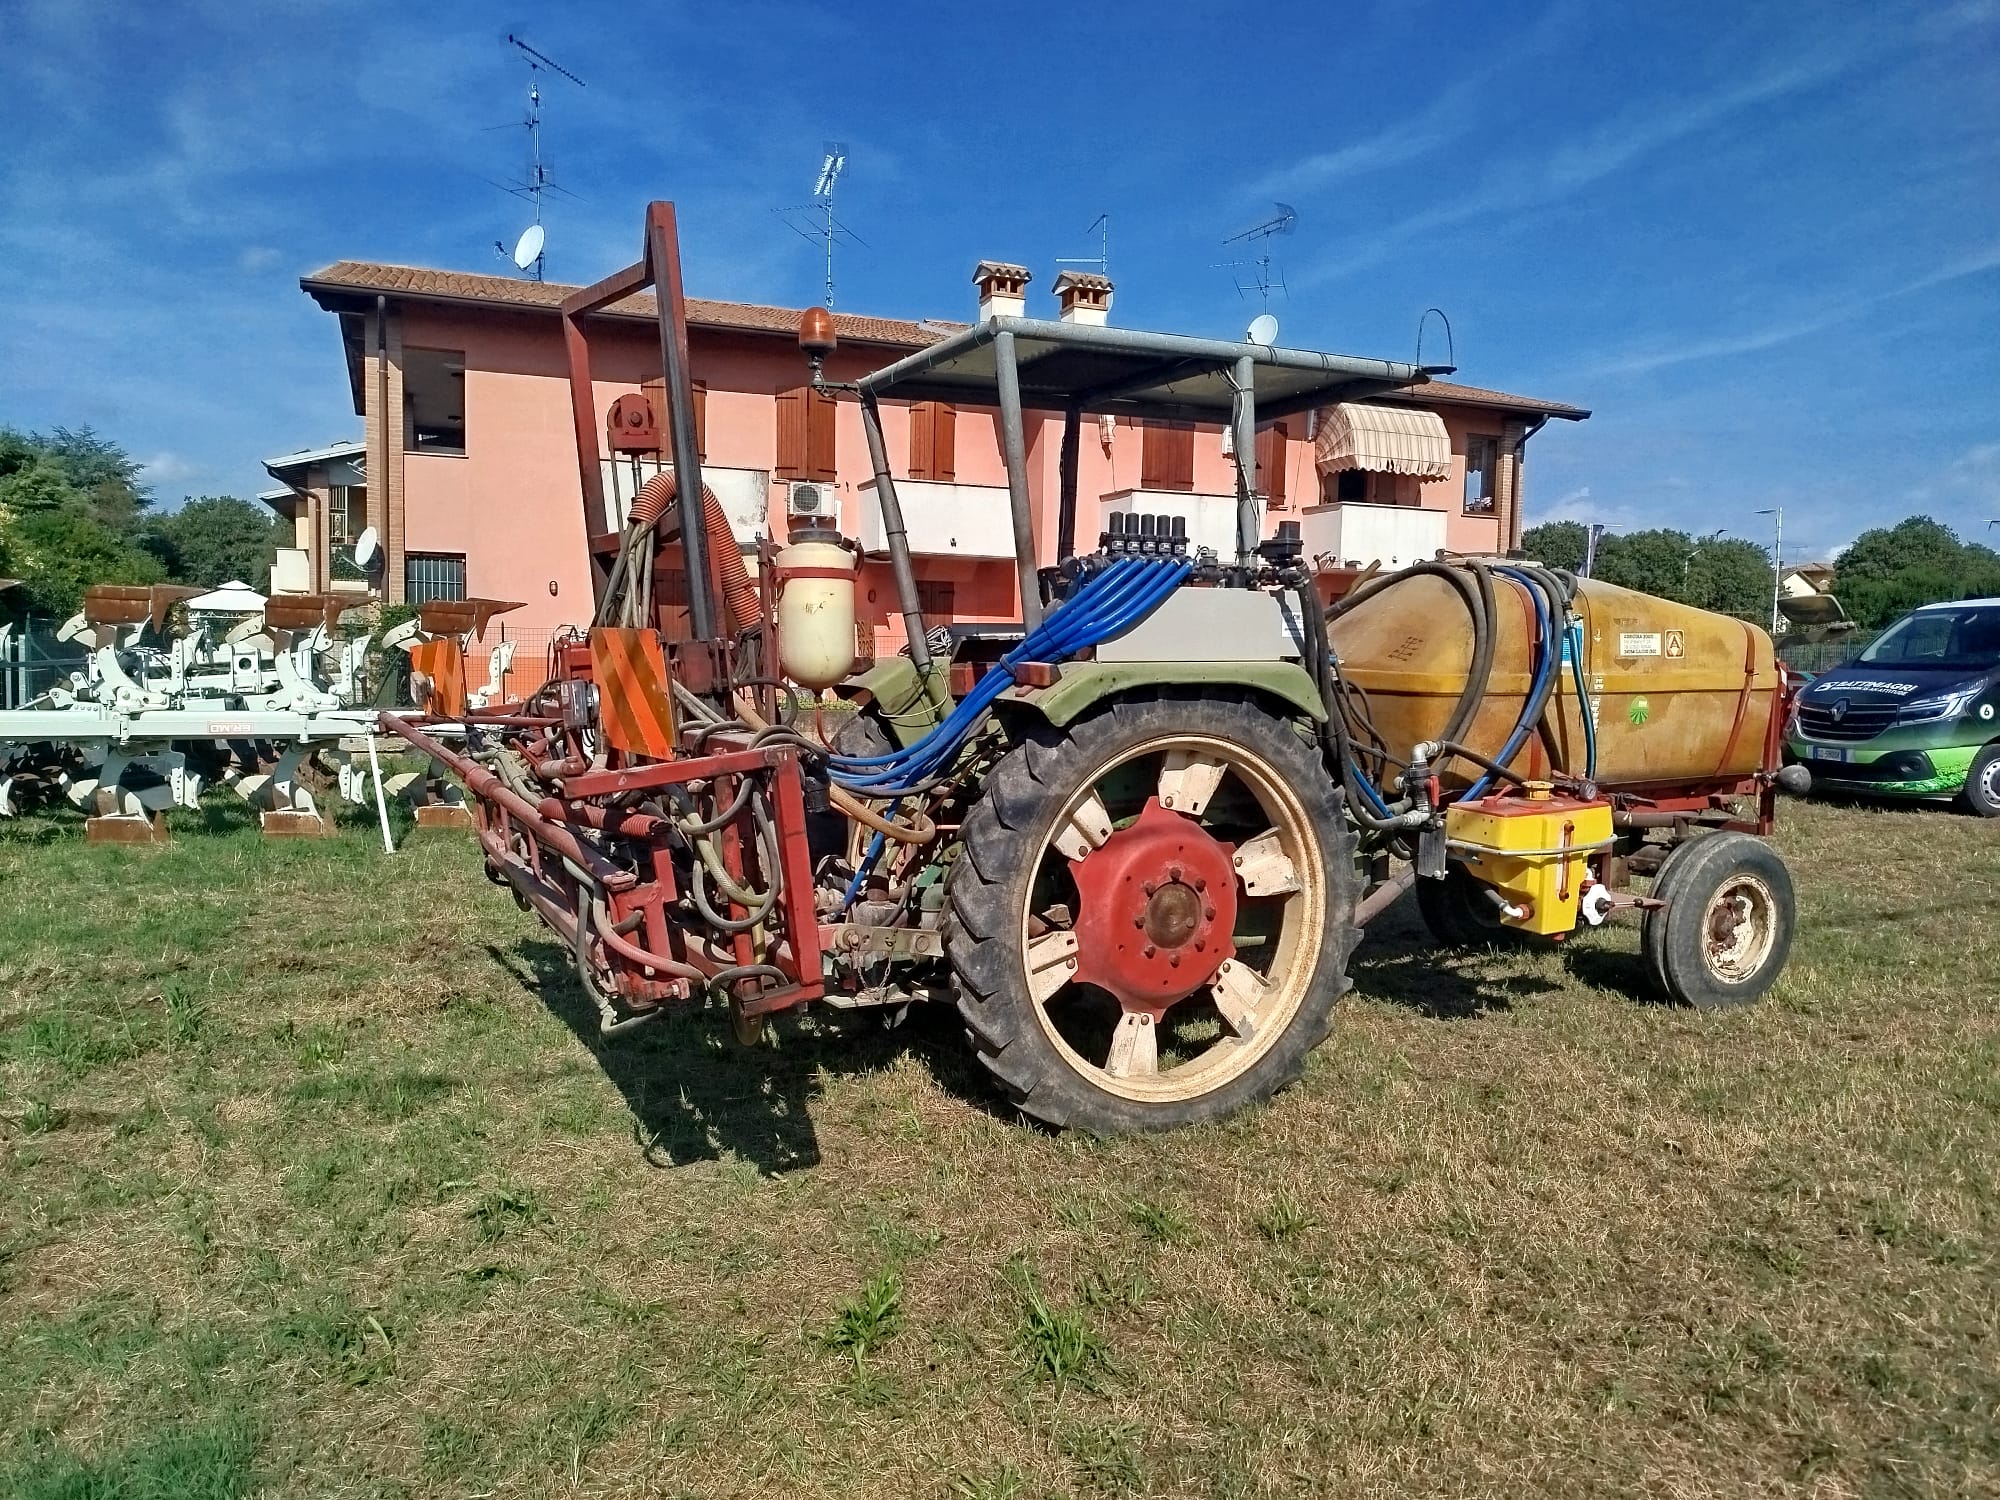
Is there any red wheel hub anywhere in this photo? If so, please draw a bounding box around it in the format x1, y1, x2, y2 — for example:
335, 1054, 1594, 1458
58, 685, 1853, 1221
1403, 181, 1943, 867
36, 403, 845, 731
1068, 798, 1237, 1015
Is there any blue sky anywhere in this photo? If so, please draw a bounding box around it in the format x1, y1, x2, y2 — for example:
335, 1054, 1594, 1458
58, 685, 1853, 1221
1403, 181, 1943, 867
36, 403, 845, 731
2, 0, 1995, 565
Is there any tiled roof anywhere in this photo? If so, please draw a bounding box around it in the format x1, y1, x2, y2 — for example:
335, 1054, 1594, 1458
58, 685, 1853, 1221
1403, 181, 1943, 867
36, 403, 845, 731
1382, 378, 1590, 421
301, 261, 963, 349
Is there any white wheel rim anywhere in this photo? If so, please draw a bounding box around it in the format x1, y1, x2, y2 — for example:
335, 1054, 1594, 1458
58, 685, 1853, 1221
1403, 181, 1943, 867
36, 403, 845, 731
1701, 873, 1777, 984
1019, 731, 1327, 1104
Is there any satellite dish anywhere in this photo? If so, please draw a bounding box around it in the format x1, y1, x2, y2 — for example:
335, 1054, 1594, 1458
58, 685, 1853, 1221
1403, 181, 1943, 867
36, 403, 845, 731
1246, 313, 1280, 347
512, 222, 545, 270
353, 526, 382, 574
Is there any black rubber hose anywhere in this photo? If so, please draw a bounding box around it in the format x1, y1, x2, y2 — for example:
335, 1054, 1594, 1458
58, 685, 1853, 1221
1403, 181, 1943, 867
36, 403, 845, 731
1327, 560, 1494, 780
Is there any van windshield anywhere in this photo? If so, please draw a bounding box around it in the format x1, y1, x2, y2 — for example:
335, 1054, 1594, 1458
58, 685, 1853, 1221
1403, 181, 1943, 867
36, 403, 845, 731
1859, 603, 2000, 673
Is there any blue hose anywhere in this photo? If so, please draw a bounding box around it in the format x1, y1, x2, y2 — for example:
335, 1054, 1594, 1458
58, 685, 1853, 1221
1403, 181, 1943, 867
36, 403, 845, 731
830, 557, 1193, 798
1463, 566, 1557, 802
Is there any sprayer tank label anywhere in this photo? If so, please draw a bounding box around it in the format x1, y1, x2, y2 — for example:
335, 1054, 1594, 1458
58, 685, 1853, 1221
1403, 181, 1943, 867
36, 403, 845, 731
1618, 632, 1662, 657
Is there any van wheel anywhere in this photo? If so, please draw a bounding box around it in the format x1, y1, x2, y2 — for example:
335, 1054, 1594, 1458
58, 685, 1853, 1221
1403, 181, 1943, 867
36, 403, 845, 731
1958, 744, 2000, 818
1640, 833, 1795, 1010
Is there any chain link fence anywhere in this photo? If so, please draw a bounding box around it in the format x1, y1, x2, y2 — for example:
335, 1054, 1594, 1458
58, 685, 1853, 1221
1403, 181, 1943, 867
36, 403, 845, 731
0, 619, 88, 710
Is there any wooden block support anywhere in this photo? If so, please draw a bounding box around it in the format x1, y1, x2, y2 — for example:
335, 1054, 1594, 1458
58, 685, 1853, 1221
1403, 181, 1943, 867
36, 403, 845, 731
260, 809, 336, 839
85, 812, 170, 845
413, 804, 475, 830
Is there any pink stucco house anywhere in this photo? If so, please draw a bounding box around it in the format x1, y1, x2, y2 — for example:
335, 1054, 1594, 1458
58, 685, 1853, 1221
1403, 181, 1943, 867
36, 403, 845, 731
266, 259, 1586, 666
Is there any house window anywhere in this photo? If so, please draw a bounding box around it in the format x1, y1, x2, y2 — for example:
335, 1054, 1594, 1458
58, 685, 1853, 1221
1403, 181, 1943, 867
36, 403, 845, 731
405, 552, 466, 604
1327, 469, 1420, 507
404, 348, 467, 454
328, 485, 367, 545
1464, 434, 1499, 513
909, 402, 956, 481
1140, 420, 1195, 491
775, 385, 837, 481
916, 579, 957, 618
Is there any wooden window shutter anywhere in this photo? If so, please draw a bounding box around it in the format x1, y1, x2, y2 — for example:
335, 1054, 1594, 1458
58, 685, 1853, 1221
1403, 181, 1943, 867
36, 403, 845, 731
1141, 420, 1195, 492
806, 387, 838, 481
909, 402, 956, 482
1256, 421, 1286, 505
916, 578, 956, 617
774, 386, 807, 479
643, 377, 706, 461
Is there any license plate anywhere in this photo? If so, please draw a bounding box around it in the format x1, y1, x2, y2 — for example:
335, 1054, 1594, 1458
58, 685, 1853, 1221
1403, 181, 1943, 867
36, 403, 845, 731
1811, 745, 1849, 763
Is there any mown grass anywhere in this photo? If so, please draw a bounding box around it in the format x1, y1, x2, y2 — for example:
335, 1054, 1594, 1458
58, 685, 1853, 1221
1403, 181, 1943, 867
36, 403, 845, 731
1, 794, 1995, 1497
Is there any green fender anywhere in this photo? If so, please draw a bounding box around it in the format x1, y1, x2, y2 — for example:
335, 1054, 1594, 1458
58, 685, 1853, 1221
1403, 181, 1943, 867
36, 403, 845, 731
994, 660, 1326, 728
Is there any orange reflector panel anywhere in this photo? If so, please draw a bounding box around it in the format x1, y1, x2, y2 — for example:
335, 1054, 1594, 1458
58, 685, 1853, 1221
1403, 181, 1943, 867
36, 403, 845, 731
409, 638, 467, 717
590, 627, 677, 759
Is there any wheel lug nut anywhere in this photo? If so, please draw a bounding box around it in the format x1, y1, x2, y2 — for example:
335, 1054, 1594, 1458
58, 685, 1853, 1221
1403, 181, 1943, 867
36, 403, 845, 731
1168, 864, 1183, 882
1203, 905, 1216, 920
1142, 881, 1156, 896
1193, 876, 1206, 892
1142, 944, 1157, 958
1168, 953, 1181, 967
1132, 914, 1145, 929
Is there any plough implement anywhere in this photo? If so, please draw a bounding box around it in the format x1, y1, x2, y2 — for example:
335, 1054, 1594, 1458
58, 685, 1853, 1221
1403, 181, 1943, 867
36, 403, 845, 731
0, 584, 518, 837
387, 200, 1805, 1132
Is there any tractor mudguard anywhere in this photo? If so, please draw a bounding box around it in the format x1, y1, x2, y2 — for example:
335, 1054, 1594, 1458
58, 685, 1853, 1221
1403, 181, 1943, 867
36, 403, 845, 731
994, 660, 1326, 729
839, 657, 949, 749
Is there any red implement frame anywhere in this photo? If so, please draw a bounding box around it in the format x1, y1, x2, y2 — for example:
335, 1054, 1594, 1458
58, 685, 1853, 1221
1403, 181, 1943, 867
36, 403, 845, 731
376, 201, 829, 1028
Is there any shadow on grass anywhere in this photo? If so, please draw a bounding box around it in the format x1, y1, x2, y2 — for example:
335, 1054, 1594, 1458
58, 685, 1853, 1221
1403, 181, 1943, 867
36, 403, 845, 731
490, 938, 1012, 1173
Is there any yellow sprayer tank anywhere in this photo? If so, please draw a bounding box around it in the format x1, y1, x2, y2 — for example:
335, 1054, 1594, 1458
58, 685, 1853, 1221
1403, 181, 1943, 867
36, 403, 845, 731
1328, 571, 1781, 795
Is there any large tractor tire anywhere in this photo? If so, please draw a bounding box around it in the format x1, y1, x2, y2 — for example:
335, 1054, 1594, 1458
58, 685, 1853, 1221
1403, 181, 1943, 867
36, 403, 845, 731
945, 692, 1360, 1133
1640, 832, 1795, 1010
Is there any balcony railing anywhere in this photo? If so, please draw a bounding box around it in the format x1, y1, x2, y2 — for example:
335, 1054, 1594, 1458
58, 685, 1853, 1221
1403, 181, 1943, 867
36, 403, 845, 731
858, 479, 1016, 558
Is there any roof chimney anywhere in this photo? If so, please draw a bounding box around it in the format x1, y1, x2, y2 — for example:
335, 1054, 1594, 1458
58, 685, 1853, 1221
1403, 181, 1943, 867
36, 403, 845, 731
973, 261, 1031, 321
1053, 270, 1113, 326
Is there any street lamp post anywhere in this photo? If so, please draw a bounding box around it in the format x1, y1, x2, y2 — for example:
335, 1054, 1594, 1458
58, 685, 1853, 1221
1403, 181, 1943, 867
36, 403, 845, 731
1755, 507, 1783, 634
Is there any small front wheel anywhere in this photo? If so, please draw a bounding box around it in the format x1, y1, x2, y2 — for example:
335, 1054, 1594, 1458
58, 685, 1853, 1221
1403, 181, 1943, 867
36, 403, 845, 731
1958, 744, 2000, 818
1641, 832, 1795, 1010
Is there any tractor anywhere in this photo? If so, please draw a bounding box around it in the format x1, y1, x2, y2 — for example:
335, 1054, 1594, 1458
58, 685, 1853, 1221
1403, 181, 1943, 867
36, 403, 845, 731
385, 201, 1801, 1133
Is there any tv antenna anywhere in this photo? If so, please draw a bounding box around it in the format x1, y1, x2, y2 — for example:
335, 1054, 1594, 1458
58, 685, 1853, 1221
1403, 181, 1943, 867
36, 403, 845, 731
1055, 214, 1111, 279
1216, 202, 1296, 308
487, 33, 586, 281
775, 142, 865, 308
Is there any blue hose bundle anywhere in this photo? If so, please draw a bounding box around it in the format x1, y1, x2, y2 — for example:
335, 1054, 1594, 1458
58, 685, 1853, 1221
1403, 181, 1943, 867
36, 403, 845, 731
829, 556, 1193, 799
1461, 566, 1597, 800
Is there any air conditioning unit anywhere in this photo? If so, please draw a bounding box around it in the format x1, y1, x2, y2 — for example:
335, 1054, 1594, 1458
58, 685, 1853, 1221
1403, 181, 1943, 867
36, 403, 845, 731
786, 481, 839, 521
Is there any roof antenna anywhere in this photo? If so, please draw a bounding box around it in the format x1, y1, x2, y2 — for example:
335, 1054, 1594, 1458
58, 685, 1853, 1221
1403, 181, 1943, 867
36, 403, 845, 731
1415, 307, 1458, 375
1056, 214, 1111, 280
488, 33, 586, 282
1216, 202, 1296, 309
775, 143, 865, 308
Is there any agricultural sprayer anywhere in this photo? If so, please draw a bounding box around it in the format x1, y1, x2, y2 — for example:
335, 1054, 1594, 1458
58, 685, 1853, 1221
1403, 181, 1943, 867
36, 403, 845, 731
385, 201, 1805, 1132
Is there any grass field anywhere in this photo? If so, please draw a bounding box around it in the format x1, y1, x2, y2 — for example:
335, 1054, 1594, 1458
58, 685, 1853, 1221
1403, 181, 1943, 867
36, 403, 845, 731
1, 795, 1995, 1498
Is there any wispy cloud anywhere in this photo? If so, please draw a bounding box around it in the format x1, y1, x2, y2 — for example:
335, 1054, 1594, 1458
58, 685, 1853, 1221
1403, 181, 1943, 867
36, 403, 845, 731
1582, 241, 2000, 377
1294, 45, 1861, 288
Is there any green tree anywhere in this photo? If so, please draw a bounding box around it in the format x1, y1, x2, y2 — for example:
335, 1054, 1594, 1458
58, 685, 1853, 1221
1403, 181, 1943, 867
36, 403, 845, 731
1520, 520, 1589, 572
1594, 529, 1697, 603
144, 495, 281, 590
1833, 517, 2000, 627
0, 426, 164, 618
1687, 537, 1774, 620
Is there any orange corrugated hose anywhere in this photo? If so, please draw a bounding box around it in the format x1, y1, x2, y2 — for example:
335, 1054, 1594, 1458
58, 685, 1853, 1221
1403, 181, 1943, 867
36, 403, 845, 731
629, 470, 760, 633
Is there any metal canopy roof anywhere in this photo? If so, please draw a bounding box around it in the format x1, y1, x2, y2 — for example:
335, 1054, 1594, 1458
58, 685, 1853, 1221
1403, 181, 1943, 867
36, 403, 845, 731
854, 316, 1429, 422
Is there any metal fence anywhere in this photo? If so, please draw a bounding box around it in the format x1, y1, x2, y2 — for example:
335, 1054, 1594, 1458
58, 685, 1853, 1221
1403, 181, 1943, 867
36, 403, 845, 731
0, 620, 88, 710
1777, 630, 1880, 675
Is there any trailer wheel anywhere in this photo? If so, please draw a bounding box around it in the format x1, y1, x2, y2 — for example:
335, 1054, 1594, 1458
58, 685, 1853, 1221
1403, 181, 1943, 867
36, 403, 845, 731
1640, 832, 1794, 1010
1958, 744, 2000, 818
1416, 864, 1526, 948
945, 693, 1359, 1133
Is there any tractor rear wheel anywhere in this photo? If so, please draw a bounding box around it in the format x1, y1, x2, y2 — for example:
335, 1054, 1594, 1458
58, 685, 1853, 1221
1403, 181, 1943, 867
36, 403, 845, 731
945, 693, 1359, 1133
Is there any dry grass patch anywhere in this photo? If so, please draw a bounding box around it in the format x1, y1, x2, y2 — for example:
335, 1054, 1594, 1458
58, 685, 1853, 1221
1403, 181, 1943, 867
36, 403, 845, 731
1, 795, 1995, 1497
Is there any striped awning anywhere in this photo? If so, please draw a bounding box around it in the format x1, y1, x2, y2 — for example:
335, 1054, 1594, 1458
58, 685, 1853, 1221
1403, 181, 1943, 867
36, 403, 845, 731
1315, 403, 1452, 479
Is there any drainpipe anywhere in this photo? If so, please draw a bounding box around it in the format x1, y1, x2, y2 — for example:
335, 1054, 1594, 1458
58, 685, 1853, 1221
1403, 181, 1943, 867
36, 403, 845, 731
1508, 413, 1550, 553
375, 295, 390, 600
